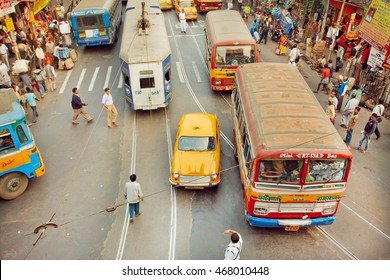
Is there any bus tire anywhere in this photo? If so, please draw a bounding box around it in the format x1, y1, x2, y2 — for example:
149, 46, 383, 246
0, 173, 29, 200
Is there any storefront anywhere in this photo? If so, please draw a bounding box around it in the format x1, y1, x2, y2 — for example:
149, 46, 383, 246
329, 0, 364, 33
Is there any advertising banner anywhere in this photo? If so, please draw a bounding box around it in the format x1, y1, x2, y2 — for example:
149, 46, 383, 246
0, 0, 15, 17
358, 0, 390, 51
33, 0, 51, 15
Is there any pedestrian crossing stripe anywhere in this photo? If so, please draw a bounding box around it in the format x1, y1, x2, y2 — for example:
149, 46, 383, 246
58, 62, 205, 94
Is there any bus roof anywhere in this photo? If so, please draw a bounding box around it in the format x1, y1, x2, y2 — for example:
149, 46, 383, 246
119, 1, 171, 64
0, 89, 25, 125
71, 0, 117, 12
236, 63, 351, 157
205, 10, 255, 45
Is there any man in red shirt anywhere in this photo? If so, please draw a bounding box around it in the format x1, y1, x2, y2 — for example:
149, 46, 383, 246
315, 65, 331, 94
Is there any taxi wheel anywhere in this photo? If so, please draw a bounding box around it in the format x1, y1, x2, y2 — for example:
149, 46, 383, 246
0, 173, 29, 200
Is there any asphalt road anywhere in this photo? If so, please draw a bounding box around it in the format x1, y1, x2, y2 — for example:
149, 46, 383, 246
0, 6, 389, 260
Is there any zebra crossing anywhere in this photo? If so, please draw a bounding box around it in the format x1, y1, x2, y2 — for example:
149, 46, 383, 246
58, 62, 205, 94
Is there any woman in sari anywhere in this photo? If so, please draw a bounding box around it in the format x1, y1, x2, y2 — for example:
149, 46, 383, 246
278, 33, 288, 55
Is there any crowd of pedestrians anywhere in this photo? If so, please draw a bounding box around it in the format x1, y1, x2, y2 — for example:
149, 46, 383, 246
0, 6, 75, 127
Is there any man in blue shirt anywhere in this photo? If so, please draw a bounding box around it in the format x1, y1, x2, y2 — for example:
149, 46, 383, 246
24, 87, 39, 124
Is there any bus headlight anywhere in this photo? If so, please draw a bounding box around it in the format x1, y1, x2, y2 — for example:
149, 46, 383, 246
215, 79, 222, 85
211, 173, 218, 180
172, 172, 179, 179
322, 207, 336, 214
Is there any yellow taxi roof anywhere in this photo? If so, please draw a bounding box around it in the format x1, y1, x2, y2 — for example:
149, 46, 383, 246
178, 113, 217, 137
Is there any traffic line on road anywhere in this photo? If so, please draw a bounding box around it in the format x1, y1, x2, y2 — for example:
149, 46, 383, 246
88, 67, 100, 91
176, 62, 184, 83
104, 66, 112, 89
192, 61, 202, 83
76, 68, 87, 90
116, 115, 137, 260
59, 69, 73, 94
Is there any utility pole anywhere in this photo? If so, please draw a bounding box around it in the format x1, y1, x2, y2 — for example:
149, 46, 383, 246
328, 0, 346, 60
319, 0, 330, 41
335, 0, 346, 36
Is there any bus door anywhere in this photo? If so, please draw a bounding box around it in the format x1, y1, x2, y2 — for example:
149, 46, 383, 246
130, 63, 164, 110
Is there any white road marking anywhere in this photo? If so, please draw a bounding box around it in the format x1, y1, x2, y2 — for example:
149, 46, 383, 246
76, 68, 87, 90
104, 66, 112, 89
192, 61, 202, 82
116, 115, 137, 260
88, 67, 100, 91
165, 108, 177, 260
59, 70, 73, 94
169, 17, 234, 150
176, 62, 184, 83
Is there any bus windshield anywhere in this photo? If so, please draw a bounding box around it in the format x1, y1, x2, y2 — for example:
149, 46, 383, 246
179, 136, 216, 151
215, 45, 255, 66
306, 159, 347, 184
257, 159, 303, 184
75, 14, 104, 29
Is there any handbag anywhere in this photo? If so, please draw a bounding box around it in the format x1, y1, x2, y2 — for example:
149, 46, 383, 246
295, 56, 300, 63
377, 116, 382, 123
275, 47, 280, 55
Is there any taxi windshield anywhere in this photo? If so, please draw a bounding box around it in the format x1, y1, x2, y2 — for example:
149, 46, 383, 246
178, 136, 216, 151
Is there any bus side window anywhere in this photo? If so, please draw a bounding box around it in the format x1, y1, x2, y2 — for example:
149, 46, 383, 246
16, 125, 28, 144
0, 134, 15, 152
165, 71, 170, 83
124, 74, 130, 86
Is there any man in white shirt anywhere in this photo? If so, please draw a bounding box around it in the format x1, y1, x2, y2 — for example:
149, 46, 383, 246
0, 41, 9, 68
340, 93, 359, 128
179, 9, 186, 34
372, 99, 384, 140
101, 87, 118, 128
124, 174, 144, 223
35, 44, 45, 69
288, 44, 300, 65
0, 60, 11, 87
223, 229, 242, 260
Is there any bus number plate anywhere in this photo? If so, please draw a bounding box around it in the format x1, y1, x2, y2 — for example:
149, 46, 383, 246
285, 226, 300, 231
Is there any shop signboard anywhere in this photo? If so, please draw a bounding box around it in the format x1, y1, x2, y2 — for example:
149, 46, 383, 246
358, 0, 390, 51
4, 18, 15, 32
0, 0, 15, 17
367, 47, 387, 69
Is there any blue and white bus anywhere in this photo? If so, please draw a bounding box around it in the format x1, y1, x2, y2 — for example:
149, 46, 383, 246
119, 0, 172, 110
70, 0, 122, 46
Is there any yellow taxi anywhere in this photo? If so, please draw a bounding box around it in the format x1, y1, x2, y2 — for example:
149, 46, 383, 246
170, 113, 220, 188
159, 0, 173, 10
173, 0, 198, 20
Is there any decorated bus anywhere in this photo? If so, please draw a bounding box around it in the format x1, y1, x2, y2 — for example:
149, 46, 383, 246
231, 63, 352, 231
